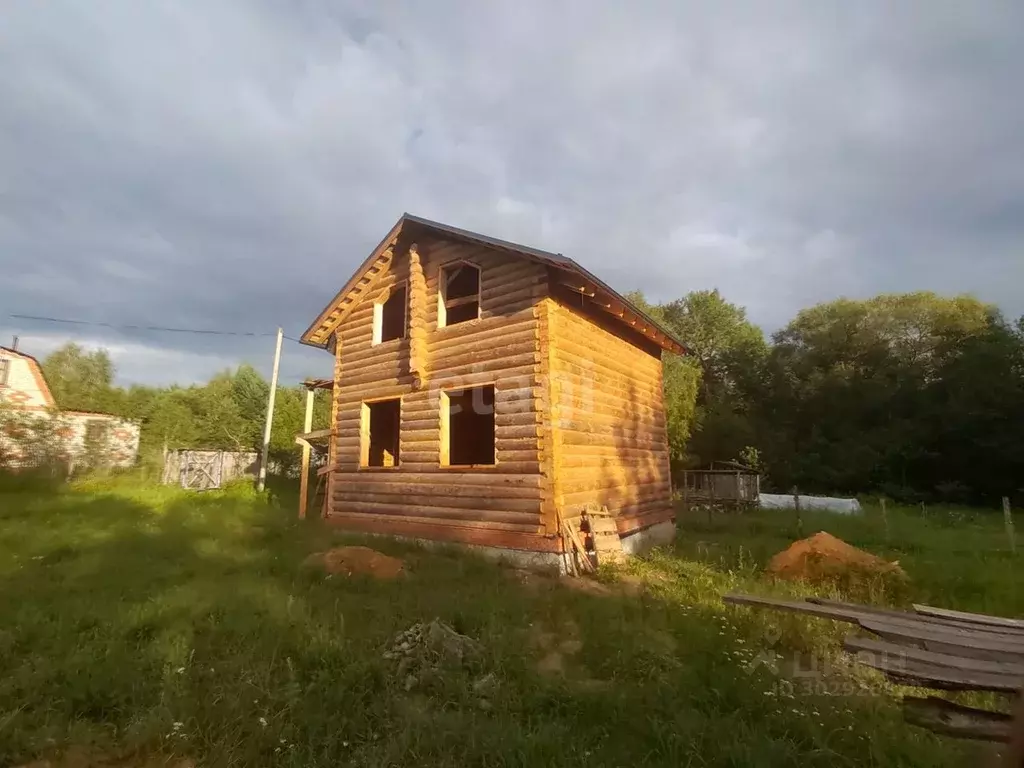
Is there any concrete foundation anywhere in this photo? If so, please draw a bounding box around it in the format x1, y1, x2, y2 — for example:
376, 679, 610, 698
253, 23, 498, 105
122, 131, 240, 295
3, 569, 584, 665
620, 520, 677, 556
350, 530, 568, 573
343, 519, 676, 574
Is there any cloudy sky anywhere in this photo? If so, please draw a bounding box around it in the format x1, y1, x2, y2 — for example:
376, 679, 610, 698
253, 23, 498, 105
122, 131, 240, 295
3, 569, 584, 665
2, 1, 1022, 386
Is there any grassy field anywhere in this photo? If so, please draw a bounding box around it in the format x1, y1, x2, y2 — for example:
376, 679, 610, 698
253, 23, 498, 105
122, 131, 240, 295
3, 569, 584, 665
0, 476, 1019, 767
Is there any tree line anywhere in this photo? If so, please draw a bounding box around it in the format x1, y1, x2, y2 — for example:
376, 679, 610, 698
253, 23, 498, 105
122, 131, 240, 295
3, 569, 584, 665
35, 289, 1024, 502
630, 290, 1024, 504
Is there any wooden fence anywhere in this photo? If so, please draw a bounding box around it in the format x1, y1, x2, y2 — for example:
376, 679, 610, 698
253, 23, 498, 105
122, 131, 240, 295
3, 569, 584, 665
161, 450, 258, 490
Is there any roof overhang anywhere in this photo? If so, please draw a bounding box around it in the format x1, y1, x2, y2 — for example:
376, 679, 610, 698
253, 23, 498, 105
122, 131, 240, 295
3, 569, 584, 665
300, 213, 688, 355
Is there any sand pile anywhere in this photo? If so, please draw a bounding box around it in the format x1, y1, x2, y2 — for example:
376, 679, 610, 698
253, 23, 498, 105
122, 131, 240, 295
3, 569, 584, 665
768, 531, 906, 585
304, 546, 405, 579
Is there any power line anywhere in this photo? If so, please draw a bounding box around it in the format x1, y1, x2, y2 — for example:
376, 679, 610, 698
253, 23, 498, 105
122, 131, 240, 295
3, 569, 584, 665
8, 313, 306, 343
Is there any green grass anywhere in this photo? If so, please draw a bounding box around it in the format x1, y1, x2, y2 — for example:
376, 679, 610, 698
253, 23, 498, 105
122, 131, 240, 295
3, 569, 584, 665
0, 477, 1017, 767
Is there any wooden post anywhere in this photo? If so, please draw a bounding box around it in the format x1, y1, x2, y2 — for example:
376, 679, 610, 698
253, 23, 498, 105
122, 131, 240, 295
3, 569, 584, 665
298, 387, 315, 519
257, 327, 283, 492
1004, 497, 1017, 555
735, 470, 742, 511
880, 497, 890, 545
708, 473, 715, 526
680, 471, 688, 522
792, 486, 803, 538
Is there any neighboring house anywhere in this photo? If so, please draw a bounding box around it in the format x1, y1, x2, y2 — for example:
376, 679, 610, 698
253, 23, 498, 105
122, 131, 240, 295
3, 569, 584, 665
300, 214, 688, 563
0, 345, 140, 469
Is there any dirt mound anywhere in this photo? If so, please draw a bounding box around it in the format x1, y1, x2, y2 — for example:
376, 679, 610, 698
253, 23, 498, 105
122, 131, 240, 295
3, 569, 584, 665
768, 531, 906, 584
305, 546, 404, 579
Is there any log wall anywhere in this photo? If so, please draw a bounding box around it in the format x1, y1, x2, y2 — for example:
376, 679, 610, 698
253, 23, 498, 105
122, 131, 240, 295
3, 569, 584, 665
547, 293, 674, 533
327, 236, 555, 550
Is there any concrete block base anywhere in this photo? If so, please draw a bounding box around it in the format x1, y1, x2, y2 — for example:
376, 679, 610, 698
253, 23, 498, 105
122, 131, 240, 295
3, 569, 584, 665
620, 520, 676, 556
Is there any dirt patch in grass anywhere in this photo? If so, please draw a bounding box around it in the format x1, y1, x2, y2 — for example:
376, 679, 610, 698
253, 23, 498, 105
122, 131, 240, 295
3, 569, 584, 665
768, 531, 907, 587
304, 546, 405, 579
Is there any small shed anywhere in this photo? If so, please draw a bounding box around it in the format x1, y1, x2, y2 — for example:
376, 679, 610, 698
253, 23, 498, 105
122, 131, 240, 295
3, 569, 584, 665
678, 461, 761, 510
299, 214, 689, 564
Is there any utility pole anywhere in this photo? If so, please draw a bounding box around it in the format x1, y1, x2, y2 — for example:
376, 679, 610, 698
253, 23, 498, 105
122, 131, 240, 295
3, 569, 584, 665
257, 327, 283, 492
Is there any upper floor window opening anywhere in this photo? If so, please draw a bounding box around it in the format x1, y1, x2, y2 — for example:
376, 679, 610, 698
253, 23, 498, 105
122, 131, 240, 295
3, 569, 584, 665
438, 262, 481, 328
372, 282, 407, 345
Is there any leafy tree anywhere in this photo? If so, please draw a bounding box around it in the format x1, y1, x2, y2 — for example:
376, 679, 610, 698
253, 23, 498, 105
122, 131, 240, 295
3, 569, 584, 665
41, 343, 116, 412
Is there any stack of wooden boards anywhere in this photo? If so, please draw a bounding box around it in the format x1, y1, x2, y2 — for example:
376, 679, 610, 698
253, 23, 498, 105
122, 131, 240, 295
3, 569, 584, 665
560, 503, 626, 575
724, 594, 1024, 746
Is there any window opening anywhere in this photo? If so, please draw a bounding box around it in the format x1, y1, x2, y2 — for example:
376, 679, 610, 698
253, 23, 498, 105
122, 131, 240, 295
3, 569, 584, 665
373, 284, 407, 344
442, 385, 495, 466
362, 399, 401, 467
439, 263, 480, 327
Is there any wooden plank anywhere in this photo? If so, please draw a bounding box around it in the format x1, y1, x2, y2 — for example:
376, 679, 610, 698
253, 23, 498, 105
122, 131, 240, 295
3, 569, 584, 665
845, 636, 1024, 678
913, 604, 1024, 632
846, 640, 1024, 693
810, 598, 1024, 637
296, 427, 334, 442
724, 594, 869, 624
858, 618, 1024, 662
903, 696, 1012, 742
588, 518, 619, 535
561, 520, 595, 573
728, 595, 1024, 653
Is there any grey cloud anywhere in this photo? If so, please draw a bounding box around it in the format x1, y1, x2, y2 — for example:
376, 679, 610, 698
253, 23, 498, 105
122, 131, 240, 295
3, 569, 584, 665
2, 0, 1022, 385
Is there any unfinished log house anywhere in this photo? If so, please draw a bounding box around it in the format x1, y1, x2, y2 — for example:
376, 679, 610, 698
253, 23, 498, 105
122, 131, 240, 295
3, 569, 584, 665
300, 214, 688, 562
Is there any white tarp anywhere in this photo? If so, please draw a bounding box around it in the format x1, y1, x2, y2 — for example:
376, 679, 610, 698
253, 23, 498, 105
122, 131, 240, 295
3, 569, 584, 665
759, 493, 862, 515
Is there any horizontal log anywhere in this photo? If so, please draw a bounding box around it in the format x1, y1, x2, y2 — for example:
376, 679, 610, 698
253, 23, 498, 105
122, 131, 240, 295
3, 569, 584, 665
495, 411, 541, 427
333, 479, 542, 500
325, 512, 559, 550
496, 449, 541, 463
554, 391, 665, 421
402, 416, 442, 433
331, 499, 540, 525
495, 437, 544, 453
430, 308, 535, 344
480, 273, 546, 302
430, 326, 537, 360
561, 487, 670, 507
341, 341, 412, 371
481, 281, 545, 309
552, 343, 662, 389
496, 424, 541, 440
340, 361, 409, 386
479, 259, 545, 285
332, 470, 542, 487
328, 510, 541, 535
615, 504, 675, 533
333, 490, 542, 514
556, 418, 667, 441
551, 362, 662, 399
560, 431, 667, 449
557, 466, 670, 484
556, 446, 669, 461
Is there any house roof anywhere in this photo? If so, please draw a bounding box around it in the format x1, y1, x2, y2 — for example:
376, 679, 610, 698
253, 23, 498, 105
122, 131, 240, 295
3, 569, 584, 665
301, 213, 688, 355
0, 345, 56, 407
